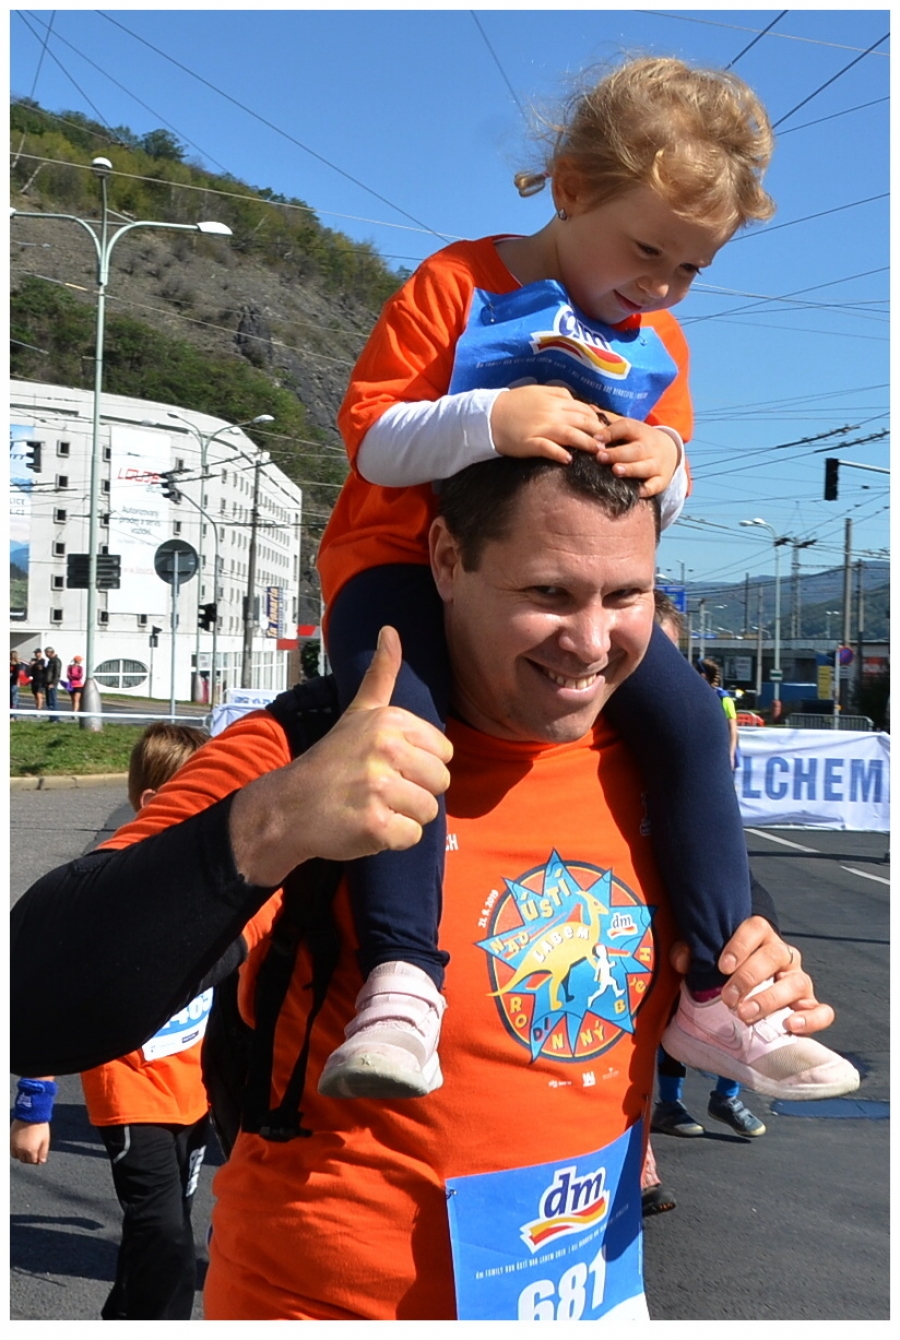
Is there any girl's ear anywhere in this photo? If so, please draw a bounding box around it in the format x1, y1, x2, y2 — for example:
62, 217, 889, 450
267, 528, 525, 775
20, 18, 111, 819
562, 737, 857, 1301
551, 157, 586, 217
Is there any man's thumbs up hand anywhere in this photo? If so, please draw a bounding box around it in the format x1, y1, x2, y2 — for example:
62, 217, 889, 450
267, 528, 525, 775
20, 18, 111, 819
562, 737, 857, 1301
230, 627, 453, 887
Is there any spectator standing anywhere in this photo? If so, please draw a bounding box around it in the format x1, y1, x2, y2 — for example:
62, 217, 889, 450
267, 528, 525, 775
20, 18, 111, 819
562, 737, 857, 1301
66, 655, 84, 713
44, 646, 62, 721
28, 649, 47, 712
11, 650, 23, 714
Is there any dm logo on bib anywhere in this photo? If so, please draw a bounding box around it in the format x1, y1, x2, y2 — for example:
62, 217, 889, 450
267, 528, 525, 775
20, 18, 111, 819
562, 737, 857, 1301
520, 1161, 611, 1253
476, 851, 655, 1062
529, 308, 631, 380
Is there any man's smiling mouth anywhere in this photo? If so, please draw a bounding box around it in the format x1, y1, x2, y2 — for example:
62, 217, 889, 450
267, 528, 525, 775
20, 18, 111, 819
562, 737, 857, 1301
540, 667, 601, 691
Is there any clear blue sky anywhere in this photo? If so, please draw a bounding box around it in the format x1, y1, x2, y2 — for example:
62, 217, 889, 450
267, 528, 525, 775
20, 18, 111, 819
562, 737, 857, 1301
10, 6, 890, 599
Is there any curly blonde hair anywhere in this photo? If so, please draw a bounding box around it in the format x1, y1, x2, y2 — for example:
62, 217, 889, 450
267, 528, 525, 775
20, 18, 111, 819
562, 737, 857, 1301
515, 56, 775, 235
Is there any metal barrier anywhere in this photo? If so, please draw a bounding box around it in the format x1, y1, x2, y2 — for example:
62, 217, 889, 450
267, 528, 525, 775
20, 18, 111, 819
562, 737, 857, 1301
8, 707, 209, 726
784, 712, 874, 732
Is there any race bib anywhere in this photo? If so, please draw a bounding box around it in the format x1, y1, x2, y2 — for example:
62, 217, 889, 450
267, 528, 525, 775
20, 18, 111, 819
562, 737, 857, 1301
446, 1122, 645, 1321
141, 989, 214, 1062
449, 281, 677, 419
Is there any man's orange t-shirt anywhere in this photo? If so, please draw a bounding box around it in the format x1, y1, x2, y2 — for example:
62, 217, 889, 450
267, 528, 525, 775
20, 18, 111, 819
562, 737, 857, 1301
150, 713, 681, 1320
318, 236, 692, 609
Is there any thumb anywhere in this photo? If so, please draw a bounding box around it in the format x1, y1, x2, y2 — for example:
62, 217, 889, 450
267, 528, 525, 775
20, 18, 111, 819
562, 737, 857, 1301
345, 626, 401, 713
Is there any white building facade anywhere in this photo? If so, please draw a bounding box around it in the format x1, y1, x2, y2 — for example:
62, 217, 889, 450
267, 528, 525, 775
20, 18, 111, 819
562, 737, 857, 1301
10, 380, 304, 703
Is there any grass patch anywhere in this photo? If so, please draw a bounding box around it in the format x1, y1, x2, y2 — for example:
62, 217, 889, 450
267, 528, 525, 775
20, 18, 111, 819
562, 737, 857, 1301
10, 720, 145, 777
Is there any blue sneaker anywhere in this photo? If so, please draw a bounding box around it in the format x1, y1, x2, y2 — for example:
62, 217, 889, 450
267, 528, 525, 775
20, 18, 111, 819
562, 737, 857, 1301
707, 1090, 766, 1137
651, 1099, 704, 1137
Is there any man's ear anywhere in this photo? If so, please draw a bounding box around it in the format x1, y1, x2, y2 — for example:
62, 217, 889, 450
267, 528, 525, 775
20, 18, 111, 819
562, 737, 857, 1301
429, 516, 461, 603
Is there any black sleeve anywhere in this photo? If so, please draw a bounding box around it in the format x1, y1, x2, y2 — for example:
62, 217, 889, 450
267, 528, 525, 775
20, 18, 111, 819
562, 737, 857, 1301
749, 867, 779, 932
10, 792, 279, 1077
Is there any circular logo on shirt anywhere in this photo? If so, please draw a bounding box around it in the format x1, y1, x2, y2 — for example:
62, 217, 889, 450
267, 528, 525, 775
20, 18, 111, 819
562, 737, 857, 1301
476, 850, 656, 1063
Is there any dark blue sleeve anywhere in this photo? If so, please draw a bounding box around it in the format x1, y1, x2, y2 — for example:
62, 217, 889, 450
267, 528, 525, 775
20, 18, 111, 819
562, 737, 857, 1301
604, 623, 752, 989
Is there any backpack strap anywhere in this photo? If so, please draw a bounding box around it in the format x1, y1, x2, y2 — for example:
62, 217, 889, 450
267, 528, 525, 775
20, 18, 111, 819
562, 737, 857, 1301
236, 674, 345, 1141
265, 673, 342, 756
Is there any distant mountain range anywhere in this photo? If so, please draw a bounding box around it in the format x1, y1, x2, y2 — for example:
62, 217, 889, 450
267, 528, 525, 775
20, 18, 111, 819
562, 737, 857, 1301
681, 561, 889, 640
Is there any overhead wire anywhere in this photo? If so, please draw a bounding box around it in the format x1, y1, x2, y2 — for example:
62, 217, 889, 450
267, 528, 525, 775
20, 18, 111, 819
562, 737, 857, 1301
723, 10, 788, 68
771, 30, 891, 129
96, 9, 451, 243
470, 11, 528, 122
636, 11, 891, 57
14, 9, 234, 175
11, 13, 888, 560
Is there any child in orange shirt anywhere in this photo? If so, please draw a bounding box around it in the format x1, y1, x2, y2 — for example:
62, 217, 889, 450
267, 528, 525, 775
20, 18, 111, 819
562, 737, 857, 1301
316, 56, 857, 1109
10, 723, 212, 1320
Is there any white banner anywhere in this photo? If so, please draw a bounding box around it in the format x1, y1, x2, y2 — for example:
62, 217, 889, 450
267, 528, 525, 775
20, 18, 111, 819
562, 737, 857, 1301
107, 427, 175, 615
736, 729, 890, 832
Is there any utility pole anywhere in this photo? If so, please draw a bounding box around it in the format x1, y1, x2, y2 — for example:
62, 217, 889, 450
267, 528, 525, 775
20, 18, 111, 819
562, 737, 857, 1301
743, 572, 750, 636
755, 586, 764, 698
241, 448, 263, 687
841, 519, 853, 710
790, 539, 817, 639
856, 559, 865, 710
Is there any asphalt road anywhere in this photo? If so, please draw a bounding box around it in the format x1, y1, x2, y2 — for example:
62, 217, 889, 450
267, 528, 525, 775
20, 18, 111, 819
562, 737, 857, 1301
9, 785, 890, 1321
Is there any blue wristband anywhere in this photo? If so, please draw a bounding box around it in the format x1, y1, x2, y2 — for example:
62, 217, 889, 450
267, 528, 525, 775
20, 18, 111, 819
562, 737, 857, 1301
13, 1078, 58, 1124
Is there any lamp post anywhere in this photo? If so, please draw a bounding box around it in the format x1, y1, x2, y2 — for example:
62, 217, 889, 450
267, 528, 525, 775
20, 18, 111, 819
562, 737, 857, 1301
11, 157, 232, 728
741, 518, 786, 716
159, 478, 223, 707
241, 444, 268, 688
166, 412, 274, 701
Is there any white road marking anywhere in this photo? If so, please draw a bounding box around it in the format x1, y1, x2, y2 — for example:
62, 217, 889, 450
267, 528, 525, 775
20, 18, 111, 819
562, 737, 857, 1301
745, 828, 819, 853
840, 866, 891, 886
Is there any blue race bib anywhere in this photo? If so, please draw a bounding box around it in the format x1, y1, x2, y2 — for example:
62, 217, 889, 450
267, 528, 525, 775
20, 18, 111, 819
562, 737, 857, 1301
141, 988, 214, 1062
449, 281, 677, 420
446, 1121, 646, 1321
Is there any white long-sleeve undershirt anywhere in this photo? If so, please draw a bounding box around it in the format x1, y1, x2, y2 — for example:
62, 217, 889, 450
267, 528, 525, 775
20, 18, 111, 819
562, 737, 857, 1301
356, 390, 688, 530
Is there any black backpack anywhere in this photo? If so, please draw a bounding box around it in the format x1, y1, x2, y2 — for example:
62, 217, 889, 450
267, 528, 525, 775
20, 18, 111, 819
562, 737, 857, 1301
201, 674, 346, 1155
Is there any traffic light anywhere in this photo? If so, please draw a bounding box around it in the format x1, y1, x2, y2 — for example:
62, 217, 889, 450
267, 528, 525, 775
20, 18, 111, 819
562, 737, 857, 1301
199, 602, 217, 631
25, 440, 42, 472
66, 553, 121, 589
160, 469, 183, 503
824, 458, 840, 501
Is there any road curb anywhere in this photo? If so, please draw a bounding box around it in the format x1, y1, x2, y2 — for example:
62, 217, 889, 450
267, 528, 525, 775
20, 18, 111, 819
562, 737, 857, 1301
10, 772, 128, 791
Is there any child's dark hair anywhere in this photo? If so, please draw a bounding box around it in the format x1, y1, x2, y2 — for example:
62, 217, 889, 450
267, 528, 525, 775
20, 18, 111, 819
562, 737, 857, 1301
127, 722, 210, 810
697, 658, 723, 688
515, 55, 774, 235
654, 590, 685, 639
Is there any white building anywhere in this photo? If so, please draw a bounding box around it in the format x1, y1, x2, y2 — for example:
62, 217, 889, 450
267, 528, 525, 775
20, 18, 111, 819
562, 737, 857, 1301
10, 380, 304, 702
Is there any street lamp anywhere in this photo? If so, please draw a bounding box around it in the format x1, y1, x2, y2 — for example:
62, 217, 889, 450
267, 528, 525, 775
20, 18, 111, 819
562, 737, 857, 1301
11, 157, 232, 728
825, 610, 841, 642
240, 440, 274, 689
166, 412, 274, 701
741, 518, 786, 716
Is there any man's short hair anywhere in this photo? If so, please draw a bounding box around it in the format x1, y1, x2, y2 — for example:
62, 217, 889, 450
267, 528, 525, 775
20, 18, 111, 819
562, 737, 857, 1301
437, 454, 660, 570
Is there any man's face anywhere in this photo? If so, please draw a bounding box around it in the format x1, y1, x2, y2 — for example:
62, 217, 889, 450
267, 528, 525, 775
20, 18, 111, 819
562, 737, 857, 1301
430, 475, 657, 744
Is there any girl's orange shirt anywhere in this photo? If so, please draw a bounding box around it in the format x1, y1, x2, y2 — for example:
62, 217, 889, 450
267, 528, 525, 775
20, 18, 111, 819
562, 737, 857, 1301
318, 235, 692, 609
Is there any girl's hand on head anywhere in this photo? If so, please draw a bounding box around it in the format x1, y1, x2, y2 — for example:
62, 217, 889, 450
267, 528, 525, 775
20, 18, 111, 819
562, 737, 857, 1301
490, 385, 609, 463
594, 421, 679, 496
